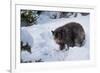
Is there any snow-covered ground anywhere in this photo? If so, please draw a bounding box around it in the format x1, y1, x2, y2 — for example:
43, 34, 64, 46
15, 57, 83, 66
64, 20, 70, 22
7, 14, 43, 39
21, 12, 90, 62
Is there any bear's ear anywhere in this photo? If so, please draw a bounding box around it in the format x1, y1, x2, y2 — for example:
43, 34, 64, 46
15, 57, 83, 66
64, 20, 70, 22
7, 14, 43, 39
51, 31, 54, 35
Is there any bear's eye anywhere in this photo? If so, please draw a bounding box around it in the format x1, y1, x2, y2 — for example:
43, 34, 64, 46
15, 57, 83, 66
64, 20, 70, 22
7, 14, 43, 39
55, 33, 58, 37
56, 32, 62, 39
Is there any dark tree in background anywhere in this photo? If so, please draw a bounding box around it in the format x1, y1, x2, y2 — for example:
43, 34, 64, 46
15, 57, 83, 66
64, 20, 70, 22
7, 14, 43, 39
21, 10, 38, 27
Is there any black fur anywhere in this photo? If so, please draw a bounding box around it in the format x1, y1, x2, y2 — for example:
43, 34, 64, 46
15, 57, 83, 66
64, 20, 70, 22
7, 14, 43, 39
52, 22, 85, 50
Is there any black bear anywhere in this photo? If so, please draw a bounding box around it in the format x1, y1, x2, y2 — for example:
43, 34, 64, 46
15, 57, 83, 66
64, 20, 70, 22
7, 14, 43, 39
52, 22, 85, 50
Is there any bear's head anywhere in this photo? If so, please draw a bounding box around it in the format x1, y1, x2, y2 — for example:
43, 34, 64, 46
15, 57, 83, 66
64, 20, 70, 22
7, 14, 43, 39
51, 29, 66, 44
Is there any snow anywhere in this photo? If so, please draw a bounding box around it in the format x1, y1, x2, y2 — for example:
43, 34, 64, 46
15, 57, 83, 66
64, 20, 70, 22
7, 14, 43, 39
21, 12, 90, 62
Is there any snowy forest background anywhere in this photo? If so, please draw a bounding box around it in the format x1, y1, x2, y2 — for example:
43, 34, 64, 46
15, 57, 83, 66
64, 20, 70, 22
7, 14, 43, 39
20, 10, 90, 63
